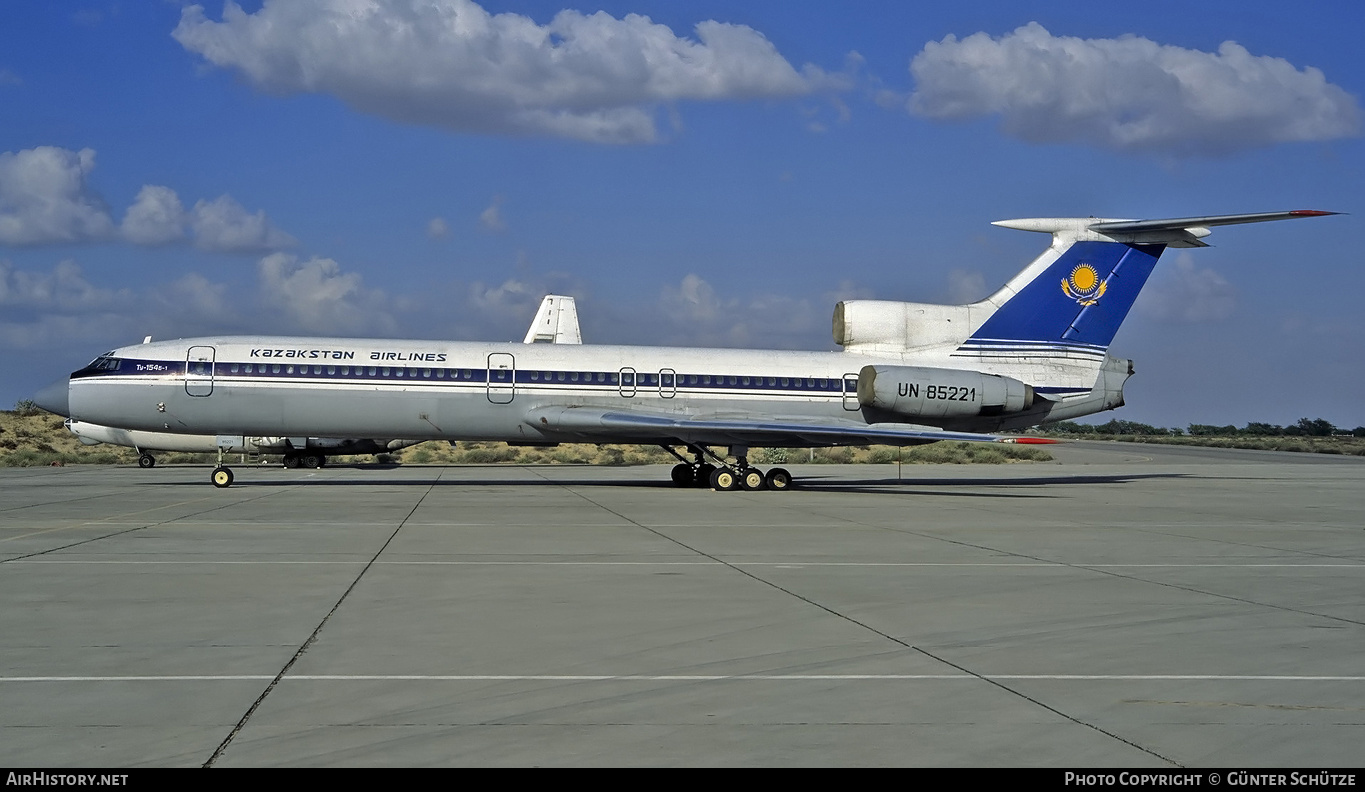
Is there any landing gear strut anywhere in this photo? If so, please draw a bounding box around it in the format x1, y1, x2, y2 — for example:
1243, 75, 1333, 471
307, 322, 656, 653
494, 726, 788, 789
211, 445, 233, 488
660, 444, 792, 493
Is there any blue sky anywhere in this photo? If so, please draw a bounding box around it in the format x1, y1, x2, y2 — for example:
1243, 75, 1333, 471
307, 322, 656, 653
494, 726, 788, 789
2, 0, 1361, 428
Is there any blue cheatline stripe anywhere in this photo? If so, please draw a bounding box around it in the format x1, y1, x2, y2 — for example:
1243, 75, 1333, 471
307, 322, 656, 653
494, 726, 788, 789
70, 358, 855, 396
966, 241, 1164, 349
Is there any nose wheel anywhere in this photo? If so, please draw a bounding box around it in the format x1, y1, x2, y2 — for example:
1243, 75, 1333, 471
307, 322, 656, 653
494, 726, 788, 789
137, 452, 156, 469
210, 445, 235, 488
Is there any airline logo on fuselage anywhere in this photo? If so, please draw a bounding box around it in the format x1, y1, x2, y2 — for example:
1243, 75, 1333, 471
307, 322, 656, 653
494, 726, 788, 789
246, 349, 448, 362
370, 351, 448, 362
251, 348, 356, 359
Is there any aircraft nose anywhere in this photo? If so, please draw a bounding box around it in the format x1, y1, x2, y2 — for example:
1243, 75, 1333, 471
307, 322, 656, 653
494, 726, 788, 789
33, 378, 70, 417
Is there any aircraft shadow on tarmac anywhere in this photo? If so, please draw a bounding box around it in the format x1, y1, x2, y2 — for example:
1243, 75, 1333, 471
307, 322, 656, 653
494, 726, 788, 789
147, 468, 1190, 497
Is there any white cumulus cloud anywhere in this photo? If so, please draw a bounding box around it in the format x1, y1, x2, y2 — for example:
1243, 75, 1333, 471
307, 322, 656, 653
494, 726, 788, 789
0, 258, 127, 311
191, 195, 296, 253
1, 146, 294, 253
946, 269, 988, 304
172, 0, 823, 144
479, 196, 506, 232
909, 22, 1362, 154
257, 252, 396, 334
654, 273, 823, 348
0, 147, 115, 245
121, 185, 189, 245
1135, 252, 1236, 323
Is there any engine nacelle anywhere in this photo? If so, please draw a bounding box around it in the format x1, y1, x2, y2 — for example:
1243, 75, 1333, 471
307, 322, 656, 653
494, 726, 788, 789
857, 365, 1034, 418
833, 300, 979, 351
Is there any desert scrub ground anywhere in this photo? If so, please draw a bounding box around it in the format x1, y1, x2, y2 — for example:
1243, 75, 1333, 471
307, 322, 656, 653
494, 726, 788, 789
1043, 432, 1365, 456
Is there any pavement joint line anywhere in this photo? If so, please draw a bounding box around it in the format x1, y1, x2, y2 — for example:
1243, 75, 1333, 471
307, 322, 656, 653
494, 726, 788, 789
913, 646, 1182, 766
0, 487, 310, 561
814, 508, 1365, 629
203, 469, 443, 768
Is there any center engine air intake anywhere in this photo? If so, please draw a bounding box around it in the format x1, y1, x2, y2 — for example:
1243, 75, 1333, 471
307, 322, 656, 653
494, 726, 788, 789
857, 365, 1034, 418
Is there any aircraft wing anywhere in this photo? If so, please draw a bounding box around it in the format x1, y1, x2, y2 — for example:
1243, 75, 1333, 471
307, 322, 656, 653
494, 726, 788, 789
523, 405, 1053, 448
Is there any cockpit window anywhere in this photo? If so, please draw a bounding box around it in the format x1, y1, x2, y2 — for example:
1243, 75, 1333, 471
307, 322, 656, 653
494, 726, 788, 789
86, 356, 123, 372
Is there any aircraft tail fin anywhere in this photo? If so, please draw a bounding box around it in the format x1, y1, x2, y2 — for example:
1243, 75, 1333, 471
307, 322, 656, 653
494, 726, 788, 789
835, 211, 1337, 360
959, 210, 1339, 357
523, 295, 582, 344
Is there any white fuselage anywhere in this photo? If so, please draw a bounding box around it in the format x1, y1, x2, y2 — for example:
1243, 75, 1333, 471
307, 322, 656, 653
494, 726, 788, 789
65, 335, 1117, 444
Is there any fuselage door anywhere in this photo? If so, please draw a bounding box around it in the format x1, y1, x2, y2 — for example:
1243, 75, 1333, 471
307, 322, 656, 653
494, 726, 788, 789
487, 352, 515, 404
842, 372, 860, 411
659, 368, 676, 399
186, 345, 216, 397
618, 367, 637, 398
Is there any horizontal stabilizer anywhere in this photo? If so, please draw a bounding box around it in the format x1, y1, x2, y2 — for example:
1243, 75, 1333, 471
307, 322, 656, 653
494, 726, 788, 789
994, 210, 1339, 248
1087, 210, 1340, 234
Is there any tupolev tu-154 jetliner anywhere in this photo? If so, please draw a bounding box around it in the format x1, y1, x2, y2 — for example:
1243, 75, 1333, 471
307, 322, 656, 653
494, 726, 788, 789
33, 210, 1337, 491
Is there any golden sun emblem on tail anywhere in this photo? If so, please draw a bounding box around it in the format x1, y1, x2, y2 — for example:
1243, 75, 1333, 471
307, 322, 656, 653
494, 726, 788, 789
1062, 264, 1106, 306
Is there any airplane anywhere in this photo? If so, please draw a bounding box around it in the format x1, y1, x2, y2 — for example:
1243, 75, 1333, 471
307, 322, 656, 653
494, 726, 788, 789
32, 210, 1338, 491
54, 295, 586, 469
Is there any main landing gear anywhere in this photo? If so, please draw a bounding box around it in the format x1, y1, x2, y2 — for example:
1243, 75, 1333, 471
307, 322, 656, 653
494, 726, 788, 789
662, 445, 793, 493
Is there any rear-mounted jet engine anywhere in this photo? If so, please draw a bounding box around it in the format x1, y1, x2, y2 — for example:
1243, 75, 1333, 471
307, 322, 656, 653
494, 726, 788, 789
857, 365, 1034, 418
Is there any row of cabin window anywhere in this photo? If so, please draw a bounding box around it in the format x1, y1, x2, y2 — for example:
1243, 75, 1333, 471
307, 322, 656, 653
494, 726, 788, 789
219, 363, 480, 379
204, 362, 843, 390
